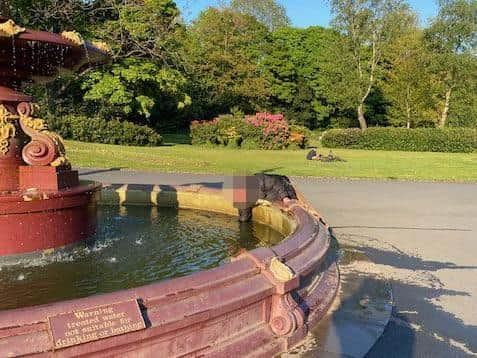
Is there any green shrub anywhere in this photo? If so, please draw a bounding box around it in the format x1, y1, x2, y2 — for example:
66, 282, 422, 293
190, 119, 219, 145
322, 128, 477, 153
47, 115, 162, 146
241, 139, 261, 149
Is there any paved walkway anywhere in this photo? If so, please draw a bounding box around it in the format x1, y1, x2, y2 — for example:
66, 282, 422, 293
79, 169, 477, 357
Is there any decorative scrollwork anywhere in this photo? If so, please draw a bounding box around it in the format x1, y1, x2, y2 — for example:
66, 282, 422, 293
16, 101, 37, 117
0, 105, 17, 155
22, 135, 57, 166
269, 294, 305, 336
17, 102, 70, 168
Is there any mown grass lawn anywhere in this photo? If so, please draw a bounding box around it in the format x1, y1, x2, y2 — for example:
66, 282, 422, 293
66, 139, 477, 182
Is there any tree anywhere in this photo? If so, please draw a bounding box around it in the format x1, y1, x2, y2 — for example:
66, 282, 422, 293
229, 0, 290, 31
425, 0, 477, 128
263, 26, 340, 128
327, 0, 415, 129
382, 29, 438, 128
81, 0, 191, 124
8, 0, 105, 34
185, 7, 271, 118
447, 73, 477, 127
82, 59, 190, 120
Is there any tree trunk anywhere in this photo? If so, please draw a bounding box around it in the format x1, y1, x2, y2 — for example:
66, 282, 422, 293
357, 103, 368, 130
439, 88, 452, 128
406, 102, 411, 129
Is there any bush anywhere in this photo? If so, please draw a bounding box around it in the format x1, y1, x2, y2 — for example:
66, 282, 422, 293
322, 128, 477, 153
190, 118, 219, 145
47, 115, 162, 146
191, 112, 302, 150
245, 113, 290, 150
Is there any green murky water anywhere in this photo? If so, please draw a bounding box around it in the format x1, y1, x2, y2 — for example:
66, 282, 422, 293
0, 206, 284, 311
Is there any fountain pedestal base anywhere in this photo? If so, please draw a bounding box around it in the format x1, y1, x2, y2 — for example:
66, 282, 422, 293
19, 166, 80, 191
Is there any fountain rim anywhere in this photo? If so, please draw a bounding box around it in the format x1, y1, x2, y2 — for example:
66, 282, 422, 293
0, 86, 31, 102
0, 182, 100, 203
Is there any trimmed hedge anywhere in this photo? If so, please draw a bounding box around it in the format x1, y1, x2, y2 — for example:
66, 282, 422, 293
322, 128, 477, 153
47, 115, 162, 146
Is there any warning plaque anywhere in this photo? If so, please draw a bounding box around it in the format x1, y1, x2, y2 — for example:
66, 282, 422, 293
48, 300, 146, 349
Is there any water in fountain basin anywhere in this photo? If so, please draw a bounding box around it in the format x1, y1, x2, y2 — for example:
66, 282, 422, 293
0, 206, 285, 311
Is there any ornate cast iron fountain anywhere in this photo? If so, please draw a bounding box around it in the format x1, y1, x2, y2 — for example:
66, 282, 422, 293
0, 15, 109, 256
0, 14, 342, 358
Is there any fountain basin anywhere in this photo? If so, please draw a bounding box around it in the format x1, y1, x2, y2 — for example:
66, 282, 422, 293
0, 183, 339, 357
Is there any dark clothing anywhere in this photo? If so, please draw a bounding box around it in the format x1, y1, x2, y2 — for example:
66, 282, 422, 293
306, 149, 346, 162
306, 149, 317, 160
238, 174, 297, 222
255, 173, 297, 202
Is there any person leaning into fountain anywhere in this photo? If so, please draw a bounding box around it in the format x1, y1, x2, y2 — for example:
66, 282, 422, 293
227, 173, 298, 222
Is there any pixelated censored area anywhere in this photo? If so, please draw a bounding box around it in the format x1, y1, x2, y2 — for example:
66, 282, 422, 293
224, 176, 260, 209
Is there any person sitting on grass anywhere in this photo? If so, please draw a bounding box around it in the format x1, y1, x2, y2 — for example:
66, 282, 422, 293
306, 149, 346, 162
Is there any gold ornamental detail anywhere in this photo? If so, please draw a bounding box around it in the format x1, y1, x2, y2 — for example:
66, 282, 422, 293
61, 31, 84, 46
18, 109, 70, 168
0, 105, 17, 155
269, 257, 295, 282
10, 102, 69, 168
91, 41, 112, 54
0, 19, 26, 37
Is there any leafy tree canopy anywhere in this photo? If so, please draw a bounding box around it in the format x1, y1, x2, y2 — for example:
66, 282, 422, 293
229, 0, 290, 31
184, 7, 271, 118
263, 26, 340, 128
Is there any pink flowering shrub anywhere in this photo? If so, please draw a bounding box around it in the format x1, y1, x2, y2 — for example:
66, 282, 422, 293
191, 112, 296, 150
245, 112, 290, 150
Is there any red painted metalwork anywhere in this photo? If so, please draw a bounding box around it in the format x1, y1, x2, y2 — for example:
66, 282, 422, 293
0, 186, 340, 357
0, 16, 108, 90
0, 15, 109, 256
19, 166, 80, 191
0, 184, 100, 256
